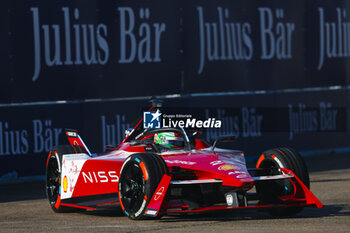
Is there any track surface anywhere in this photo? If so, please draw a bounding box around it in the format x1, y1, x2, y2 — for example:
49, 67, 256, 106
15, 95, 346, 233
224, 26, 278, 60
0, 153, 349, 233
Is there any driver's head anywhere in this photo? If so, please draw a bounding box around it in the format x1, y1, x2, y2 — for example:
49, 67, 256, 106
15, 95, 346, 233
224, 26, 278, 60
154, 132, 184, 150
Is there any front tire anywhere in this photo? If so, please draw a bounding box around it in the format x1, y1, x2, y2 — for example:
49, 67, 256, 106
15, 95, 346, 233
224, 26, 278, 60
255, 147, 310, 216
118, 153, 168, 220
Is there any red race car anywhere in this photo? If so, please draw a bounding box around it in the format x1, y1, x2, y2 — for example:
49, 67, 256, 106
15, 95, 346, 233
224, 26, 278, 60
45, 105, 322, 220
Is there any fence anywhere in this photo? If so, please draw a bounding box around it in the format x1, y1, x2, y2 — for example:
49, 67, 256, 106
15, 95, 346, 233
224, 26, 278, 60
0, 0, 349, 181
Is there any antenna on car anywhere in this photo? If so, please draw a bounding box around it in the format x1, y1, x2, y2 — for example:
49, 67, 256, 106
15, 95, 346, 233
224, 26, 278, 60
149, 98, 163, 108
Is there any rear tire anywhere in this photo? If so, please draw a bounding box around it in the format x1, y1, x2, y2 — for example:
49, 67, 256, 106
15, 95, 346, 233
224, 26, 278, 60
118, 153, 168, 220
255, 147, 310, 216
46, 145, 87, 213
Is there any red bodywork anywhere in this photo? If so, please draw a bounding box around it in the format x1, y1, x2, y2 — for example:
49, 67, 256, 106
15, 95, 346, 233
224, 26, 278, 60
53, 138, 322, 214
49, 106, 322, 216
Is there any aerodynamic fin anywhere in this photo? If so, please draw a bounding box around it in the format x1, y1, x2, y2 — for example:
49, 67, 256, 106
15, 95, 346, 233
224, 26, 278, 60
65, 129, 92, 156
144, 174, 171, 217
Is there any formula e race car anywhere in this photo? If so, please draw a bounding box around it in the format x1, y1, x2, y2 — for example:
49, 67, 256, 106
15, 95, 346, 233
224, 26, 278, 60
45, 105, 322, 220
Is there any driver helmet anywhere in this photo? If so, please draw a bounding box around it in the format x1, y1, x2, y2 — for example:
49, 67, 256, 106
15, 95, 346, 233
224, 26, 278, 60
154, 132, 184, 150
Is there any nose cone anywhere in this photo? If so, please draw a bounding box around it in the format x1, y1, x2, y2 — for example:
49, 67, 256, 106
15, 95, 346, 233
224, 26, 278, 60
203, 159, 254, 188
163, 151, 254, 189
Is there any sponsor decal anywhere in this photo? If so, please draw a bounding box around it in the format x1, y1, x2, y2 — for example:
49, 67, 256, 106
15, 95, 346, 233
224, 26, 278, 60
60, 156, 88, 199
165, 160, 197, 165
228, 171, 250, 179
228, 171, 245, 175
63, 176, 68, 192
211, 160, 242, 170
226, 194, 233, 206
154, 186, 165, 201
145, 209, 157, 216
66, 131, 77, 137
219, 165, 238, 171
210, 160, 224, 166
82, 171, 119, 183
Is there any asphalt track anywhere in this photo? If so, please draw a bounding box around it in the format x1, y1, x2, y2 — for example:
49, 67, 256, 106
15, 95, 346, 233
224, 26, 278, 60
0, 152, 349, 233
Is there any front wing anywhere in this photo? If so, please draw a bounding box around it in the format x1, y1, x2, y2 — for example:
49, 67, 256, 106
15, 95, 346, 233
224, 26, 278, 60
57, 168, 322, 216
143, 168, 322, 217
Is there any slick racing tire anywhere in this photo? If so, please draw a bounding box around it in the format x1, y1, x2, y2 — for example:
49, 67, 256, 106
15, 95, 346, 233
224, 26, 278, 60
46, 145, 87, 213
118, 153, 169, 220
255, 147, 310, 216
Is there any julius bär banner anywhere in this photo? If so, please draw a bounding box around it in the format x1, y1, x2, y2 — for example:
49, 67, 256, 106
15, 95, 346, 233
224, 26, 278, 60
2, 0, 181, 102
1, 0, 350, 102
1, 0, 350, 181
0, 89, 348, 180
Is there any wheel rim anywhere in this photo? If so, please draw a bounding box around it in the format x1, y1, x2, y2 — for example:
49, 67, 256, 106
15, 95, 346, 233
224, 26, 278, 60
46, 157, 60, 205
120, 163, 146, 213
260, 158, 293, 196
260, 159, 281, 175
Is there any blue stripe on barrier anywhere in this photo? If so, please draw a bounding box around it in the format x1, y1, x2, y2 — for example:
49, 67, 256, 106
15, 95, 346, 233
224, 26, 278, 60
299, 147, 350, 157
0, 175, 45, 184
0, 85, 348, 108
187, 85, 348, 98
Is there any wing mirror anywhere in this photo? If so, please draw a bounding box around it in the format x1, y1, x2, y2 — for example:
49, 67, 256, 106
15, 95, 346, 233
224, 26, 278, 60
130, 140, 160, 153
212, 136, 236, 151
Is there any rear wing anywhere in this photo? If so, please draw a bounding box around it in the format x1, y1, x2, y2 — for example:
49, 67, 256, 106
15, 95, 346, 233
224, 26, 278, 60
65, 129, 92, 156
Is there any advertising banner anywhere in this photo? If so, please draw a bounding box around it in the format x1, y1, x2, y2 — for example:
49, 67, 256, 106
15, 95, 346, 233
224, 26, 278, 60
1, 0, 350, 182
183, 0, 306, 93
305, 0, 350, 87
1, 0, 350, 102
5, 0, 182, 102
0, 89, 348, 181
